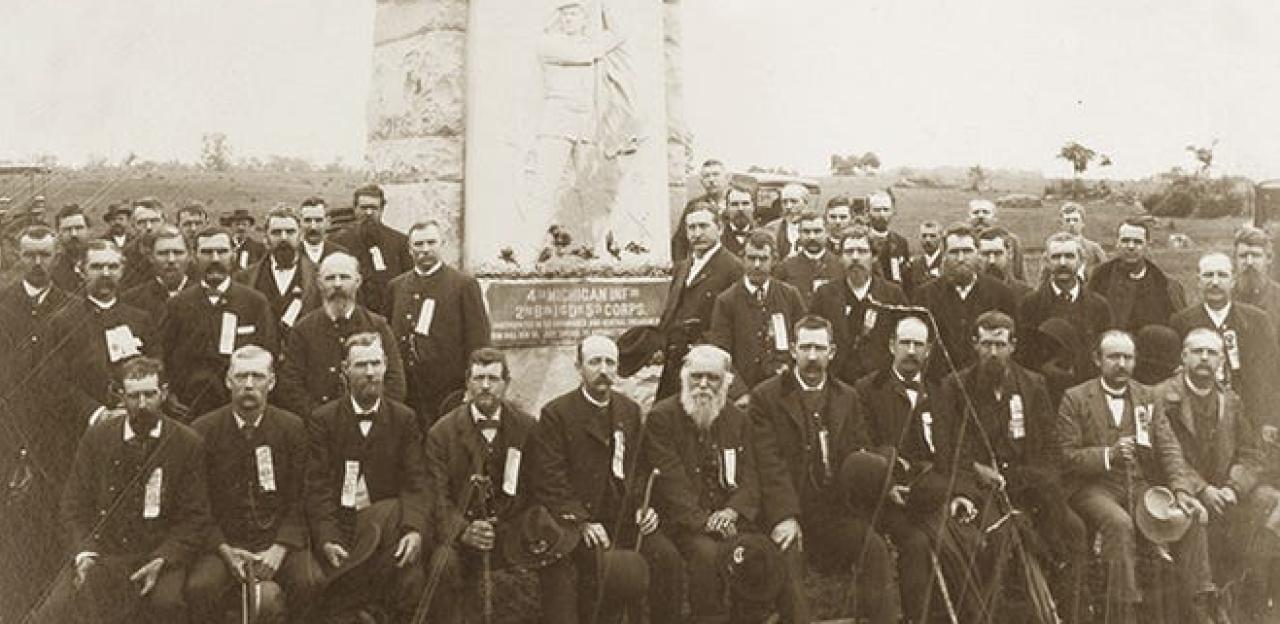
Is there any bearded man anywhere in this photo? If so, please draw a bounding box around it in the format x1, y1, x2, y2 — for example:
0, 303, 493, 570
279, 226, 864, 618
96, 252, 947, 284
234, 208, 321, 339
719, 186, 757, 258
122, 226, 194, 323
120, 199, 167, 290
1233, 226, 1280, 337
776, 210, 843, 305
330, 184, 413, 316
52, 203, 91, 292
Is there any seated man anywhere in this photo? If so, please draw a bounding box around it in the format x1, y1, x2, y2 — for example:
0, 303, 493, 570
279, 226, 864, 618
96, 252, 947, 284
305, 333, 428, 621
423, 347, 537, 623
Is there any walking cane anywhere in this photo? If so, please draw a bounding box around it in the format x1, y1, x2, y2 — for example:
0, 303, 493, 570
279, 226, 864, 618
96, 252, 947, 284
240, 574, 259, 624
470, 474, 496, 624
633, 468, 660, 552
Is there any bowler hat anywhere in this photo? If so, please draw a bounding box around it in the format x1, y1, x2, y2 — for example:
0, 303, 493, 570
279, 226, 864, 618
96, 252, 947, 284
838, 449, 895, 512
595, 548, 650, 605
617, 325, 662, 377
499, 505, 580, 569
105, 203, 132, 220
220, 208, 256, 226
1134, 486, 1192, 544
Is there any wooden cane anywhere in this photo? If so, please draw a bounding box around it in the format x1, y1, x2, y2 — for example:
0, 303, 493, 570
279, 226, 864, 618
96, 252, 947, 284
633, 468, 660, 552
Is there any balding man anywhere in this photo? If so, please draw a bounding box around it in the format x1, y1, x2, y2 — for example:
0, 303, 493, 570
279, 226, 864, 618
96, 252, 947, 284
277, 252, 405, 419
161, 226, 277, 419
967, 199, 1026, 280
122, 226, 194, 324
388, 221, 490, 427
765, 183, 810, 258
330, 184, 413, 316
1171, 252, 1280, 432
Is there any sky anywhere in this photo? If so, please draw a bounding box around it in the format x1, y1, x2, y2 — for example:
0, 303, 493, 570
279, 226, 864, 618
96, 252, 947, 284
4, 1, 1280, 179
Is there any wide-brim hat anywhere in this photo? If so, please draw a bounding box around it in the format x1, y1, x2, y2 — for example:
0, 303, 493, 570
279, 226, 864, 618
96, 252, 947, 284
617, 325, 662, 378
596, 548, 650, 604
499, 504, 580, 569
219, 208, 256, 226
1036, 317, 1079, 356
314, 498, 401, 587
1134, 486, 1192, 544
721, 533, 785, 610
839, 448, 895, 512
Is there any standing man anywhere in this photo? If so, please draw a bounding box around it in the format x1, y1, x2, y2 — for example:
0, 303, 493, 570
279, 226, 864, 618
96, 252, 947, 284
1087, 218, 1187, 332
221, 208, 267, 272
176, 202, 209, 246
776, 210, 843, 305
672, 159, 730, 261
388, 220, 491, 427
530, 335, 682, 624
103, 203, 133, 250
719, 186, 757, 258
1170, 252, 1280, 432
1017, 232, 1115, 404
31, 357, 210, 624
122, 226, 193, 323
654, 205, 742, 400
823, 196, 854, 254
766, 183, 809, 258
867, 191, 911, 288
912, 223, 1017, 380
53, 203, 91, 292
305, 333, 428, 621
1233, 226, 1280, 335
1059, 202, 1107, 276
234, 208, 321, 339
298, 197, 346, 267
331, 184, 413, 317
278, 252, 406, 419
904, 220, 944, 296
977, 226, 1033, 304
750, 315, 899, 624
1057, 330, 1178, 623
423, 348, 537, 624
161, 226, 277, 419
707, 230, 807, 397
811, 225, 909, 386
120, 198, 167, 290
967, 199, 1026, 280
186, 346, 316, 624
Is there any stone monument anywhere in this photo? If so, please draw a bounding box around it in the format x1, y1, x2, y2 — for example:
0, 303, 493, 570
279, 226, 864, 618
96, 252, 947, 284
367, 0, 690, 410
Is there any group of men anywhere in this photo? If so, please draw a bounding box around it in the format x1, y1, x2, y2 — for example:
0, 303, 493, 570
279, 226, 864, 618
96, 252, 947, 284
2, 164, 1280, 624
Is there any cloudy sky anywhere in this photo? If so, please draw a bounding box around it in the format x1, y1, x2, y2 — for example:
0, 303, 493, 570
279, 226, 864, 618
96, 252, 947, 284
5, 1, 1280, 179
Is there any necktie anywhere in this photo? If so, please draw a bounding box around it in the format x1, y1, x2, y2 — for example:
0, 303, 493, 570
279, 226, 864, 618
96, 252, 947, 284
356, 411, 374, 424
755, 287, 765, 305
242, 423, 258, 443
476, 417, 498, 433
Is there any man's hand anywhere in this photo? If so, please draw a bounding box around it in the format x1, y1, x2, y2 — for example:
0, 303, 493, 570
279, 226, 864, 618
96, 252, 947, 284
322, 542, 349, 569
1200, 486, 1236, 516
635, 507, 659, 536
706, 508, 740, 537
582, 522, 611, 549
770, 518, 802, 551
973, 463, 1006, 491
218, 544, 257, 582
733, 395, 751, 410
73, 554, 97, 589
888, 484, 910, 507
253, 544, 287, 581
648, 351, 665, 367
394, 531, 423, 568
1110, 436, 1136, 465
460, 519, 496, 551
129, 557, 165, 596
950, 497, 979, 524
1263, 425, 1278, 445
1176, 490, 1209, 524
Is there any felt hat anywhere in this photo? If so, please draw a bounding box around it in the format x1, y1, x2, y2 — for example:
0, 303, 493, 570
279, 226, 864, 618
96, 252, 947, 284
499, 505, 580, 569
722, 533, 786, 617
839, 449, 895, 512
1134, 486, 1192, 544
595, 548, 650, 605
104, 203, 133, 220
617, 325, 662, 378
313, 498, 402, 588
220, 208, 256, 226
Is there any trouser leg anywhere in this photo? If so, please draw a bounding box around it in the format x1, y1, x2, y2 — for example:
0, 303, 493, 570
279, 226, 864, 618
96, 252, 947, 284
184, 553, 234, 624
639, 531, 684, 624
1070, 483, 1140, 622
806, 515, 900, 624
674, 532, 729, 618
879, 506, 934, 623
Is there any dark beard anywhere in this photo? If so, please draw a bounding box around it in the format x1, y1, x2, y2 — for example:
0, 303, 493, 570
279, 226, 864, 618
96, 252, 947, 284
271, 243, 298, 267
1238, 267, 1264, 295
983, 264, 1007, 280
974, 357, 1009, 396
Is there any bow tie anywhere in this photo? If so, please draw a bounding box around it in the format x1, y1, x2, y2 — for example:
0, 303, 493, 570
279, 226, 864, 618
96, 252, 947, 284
355, 411, 376, 423
899, 377, 922, 392
1103, 389, 1128, 400
476, 417, 499, 432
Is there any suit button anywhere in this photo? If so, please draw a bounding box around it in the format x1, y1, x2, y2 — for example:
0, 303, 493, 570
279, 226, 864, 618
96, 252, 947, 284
413, 294, 420, 300
321, 395, 330, 402
30, 335, 37, 343
329, 367, 336, 373
98, 510, 106, 517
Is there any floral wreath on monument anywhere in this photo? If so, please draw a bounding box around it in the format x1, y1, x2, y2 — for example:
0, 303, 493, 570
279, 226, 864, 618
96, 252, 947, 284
473, 224, 670, 278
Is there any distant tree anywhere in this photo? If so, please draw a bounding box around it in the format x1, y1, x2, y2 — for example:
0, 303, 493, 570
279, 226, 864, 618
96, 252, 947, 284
121, 152, 138, 168
967, 164, 989, 192
1186, 140, 1217, 176
1057, 141, 1096, 177
859, 152, 881, 173
830, 154, 859, 176
1099, 154, 1113, 167
201, 133, 233, 172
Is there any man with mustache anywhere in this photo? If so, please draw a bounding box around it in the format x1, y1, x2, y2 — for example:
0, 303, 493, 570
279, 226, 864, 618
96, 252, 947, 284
234, 208, 322, 340
305, 332, 428, 621
1154, 328, 1275, 622
331, 184, 412, 317
161, 226, 277, 419
0, 225, 75, 621
277, 251, 405, 419
966, 199, 1026, 280
750, 315, 899, 624
707, 230, 806, 400
1059, 202, 1107, 277
176, 202, 208, 247
654, 204, 743, 400
934, 311, 1088, 622
776, 210, 843, 305
911, 223, 1017, 381
1016, 232, 1116, 406
1171, 252, 1279, 437
866, 191, 911, 289
388, 220, 491, 428
903, 220, 943, 296
120, 198, 167, 291
645, 344, 788, 623
1058, 330, 1177, 624
1086, 218, 1187, 332
221, 208, 267, 272
186, 346, 316, 624
976, 227, 1032, 304
1233, 226, 1280, 336
102, 203, 133, 250
423, 347, 536, 624
823, 196, 854, 255
122, 226, 194, 323
298, 197, 347, 267
30, 357, 211, 624
530, 335, 681, 624
764, 183, 810, 258
811, 225, 909, 386
719, 186, 757, 258
52, 203, 91, 292
671, 159, 730, 261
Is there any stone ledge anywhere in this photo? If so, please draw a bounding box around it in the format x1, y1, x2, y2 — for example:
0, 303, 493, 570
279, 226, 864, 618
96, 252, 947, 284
373, 0, 468, 46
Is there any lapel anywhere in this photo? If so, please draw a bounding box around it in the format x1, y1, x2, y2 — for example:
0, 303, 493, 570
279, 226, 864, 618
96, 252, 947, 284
1086, 380, 1115, 432
662, 260, 692, 321
579, 390, 617, 447
1171, 383, 1196, 436
778, 373, 809, 436
687, 247, 721, 290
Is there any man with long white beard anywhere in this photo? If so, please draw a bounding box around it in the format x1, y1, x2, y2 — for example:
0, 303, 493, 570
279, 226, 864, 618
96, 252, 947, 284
234, 208, 321, 339
122, 226, 194, 323
1233, 226, 1280, 336
161, 226, 277, 419
750, 315, 899, 624
646, 344, 788, 623
277, 251, 405, 420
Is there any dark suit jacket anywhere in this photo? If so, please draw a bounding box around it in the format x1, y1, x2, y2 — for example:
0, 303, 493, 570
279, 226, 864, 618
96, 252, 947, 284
656, 246, 743, 398
191, 406, 310, 552
234, 256, 323, 333
775, 250, 843, 305
332, 221, 412, 316
1170, 302, 1280, 427
933, 364, 1056, 474
644, 395, 760, 533
707, 279, 807, 394
871, 229, 911, 288
719, 224, 755, 259
853, 368, 937, 467
763, 218, 801, 258
1055, 378, 1168, 496
49, 298, 159, 421
232, 236, 267, 273
912, 274, 1017, 380
810, 276, 909, 386
1016, 284, 1115, 401
160, 282, 278, 418
119, 236, 156, 291
904, 251, 942, 296
61, 416, 210, 565
424, 401, 535, 548
530, 389, 646, 526
49, 252, 81, 294
277, 305, 407, 420
1153, 377, 1263, 497
0, 282, 73, 484
749, 372, 873, 528
1087, 258, 1187, 332
121, 273, 195, 325
306, 396, 429, 549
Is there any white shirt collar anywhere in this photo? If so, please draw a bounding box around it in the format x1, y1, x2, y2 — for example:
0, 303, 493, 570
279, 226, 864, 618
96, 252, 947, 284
112, 234, 127, 247
581, 386, 611, 408
802, 248, 826, 262
87, 294, 117, 310
1127, 262, 1148, 280
743, 277, 769, 297
234, 411, 264, 429
203, 278, 231, 295
1099, 379, 1128, 398
954, 278, 977, 300
848, 278, 871, 301
892, 368, 920, 386
414, 262, 443, 278
304, 241, 324, 258
22, 280, 50, 302
1051, 280, 1080, 302
351, 396, 381, 415
123, 418, 163, 441
924, 248, 941, 265
1205, 302, 1231, 328
158, 274, 189, 295
687, 243, 721, 285
470, 403, 502, 423
326, 303, 356, 322
794, 369, 827, 391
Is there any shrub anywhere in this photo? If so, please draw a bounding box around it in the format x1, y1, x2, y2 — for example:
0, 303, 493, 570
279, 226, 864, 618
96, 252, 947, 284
1143, 174, 1246, 218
